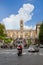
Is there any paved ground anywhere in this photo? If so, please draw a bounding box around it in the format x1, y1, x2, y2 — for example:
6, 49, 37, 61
0, 48, 43, 65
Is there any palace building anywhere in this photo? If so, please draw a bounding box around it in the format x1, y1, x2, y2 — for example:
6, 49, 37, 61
6, 20, 37, 39
36, 24, 41, 38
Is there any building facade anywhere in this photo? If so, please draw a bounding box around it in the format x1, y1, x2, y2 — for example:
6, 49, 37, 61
36, 24, 40, 38
6, 20, 37, 39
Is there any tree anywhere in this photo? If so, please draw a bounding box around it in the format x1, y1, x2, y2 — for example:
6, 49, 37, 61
39, 23, 43, 44
27, 39, 31, 47
0, 23, 6, 37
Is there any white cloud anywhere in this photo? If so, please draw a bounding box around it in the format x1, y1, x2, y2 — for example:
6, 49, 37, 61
2, 3, 34, 30
24, 25, 36, 30
33, 26, 36, 30
18, 3, 34, 22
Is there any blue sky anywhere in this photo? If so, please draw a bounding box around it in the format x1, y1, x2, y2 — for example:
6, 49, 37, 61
0, 0, 43, 30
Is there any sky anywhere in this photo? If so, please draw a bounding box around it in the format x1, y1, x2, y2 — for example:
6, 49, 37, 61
0, 0, 43, 30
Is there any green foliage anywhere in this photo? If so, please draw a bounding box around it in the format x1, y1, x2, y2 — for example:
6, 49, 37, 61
0, 36, 4, 40
0, 23, 13, 44
4, 38, 12, 43
39, 23, 43, 44
0, 23, 5, 36
0, 23, 7, 40
28, 39, 31, 44
27, 39, 31, 47
0, 36, 13, 44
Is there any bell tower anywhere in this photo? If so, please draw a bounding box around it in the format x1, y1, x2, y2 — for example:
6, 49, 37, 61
20, 20, 23, 31
20, 20, 23, 38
